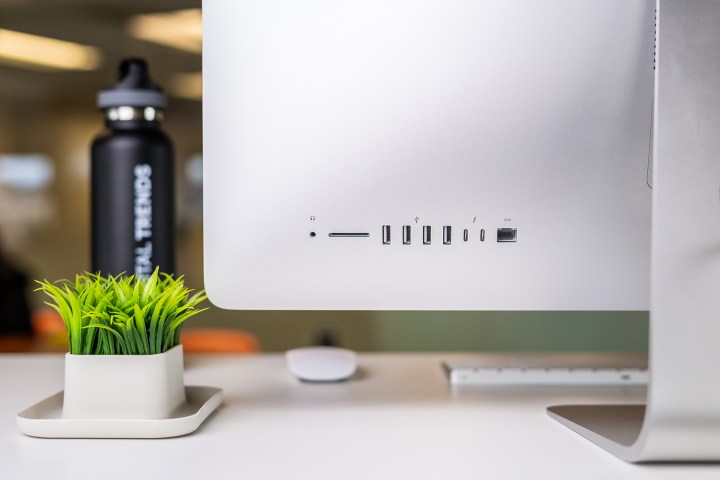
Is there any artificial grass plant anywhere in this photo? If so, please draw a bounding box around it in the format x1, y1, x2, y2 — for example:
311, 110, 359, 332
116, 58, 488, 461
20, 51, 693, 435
36, 268, 207, 355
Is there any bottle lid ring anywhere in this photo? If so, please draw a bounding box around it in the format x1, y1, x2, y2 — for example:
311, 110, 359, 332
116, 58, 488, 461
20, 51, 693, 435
98, 89, 166, 110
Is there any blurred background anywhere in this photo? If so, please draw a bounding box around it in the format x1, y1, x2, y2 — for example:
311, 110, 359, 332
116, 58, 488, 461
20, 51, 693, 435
0, 0, 648, 353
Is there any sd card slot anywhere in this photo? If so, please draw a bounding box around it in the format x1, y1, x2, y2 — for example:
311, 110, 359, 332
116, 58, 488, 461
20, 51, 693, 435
328, 233, 370, 238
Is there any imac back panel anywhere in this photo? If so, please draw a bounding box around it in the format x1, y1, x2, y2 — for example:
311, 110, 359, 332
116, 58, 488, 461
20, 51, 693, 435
203, 0, 654, 310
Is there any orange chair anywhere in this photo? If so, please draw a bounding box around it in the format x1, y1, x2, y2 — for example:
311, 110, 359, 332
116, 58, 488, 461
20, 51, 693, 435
31, 310, 259, 354
31, 308, 68, 351
180, 329, 260, 354
32, 308, 66, 337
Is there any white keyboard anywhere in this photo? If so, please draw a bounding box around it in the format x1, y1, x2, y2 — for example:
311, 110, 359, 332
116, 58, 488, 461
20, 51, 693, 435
443, 353, 648, 387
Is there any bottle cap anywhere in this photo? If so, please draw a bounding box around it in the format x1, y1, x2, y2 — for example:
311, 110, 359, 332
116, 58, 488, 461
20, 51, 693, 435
97, 58, 167, 110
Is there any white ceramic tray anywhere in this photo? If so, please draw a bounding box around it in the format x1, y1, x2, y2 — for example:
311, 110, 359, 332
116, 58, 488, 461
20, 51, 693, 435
16, 386, 223, 439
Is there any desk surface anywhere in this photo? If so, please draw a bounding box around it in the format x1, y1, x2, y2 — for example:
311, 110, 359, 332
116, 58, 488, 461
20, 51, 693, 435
1, 353, 718, 480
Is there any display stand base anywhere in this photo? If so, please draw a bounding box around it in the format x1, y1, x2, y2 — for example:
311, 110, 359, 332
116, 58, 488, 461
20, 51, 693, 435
547, 405, 645, 460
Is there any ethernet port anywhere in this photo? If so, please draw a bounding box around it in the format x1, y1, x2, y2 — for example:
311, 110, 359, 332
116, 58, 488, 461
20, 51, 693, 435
497, 228, 517, 242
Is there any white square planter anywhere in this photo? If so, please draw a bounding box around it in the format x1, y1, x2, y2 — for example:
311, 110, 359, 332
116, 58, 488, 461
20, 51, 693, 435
17, 344, 223, 437
62, 345, 187, 420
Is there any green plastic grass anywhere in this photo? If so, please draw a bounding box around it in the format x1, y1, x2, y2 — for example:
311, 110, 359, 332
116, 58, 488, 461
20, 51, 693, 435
36, 268, 207, 355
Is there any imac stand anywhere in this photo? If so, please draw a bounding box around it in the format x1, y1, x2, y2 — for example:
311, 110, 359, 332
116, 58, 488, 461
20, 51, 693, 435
548, 0, 720, 461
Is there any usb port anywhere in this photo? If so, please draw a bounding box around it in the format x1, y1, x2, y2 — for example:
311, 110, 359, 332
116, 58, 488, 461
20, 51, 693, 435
497, 228, 517, 242
443, 226, 451, 245
382, 225, 391, 245
423, 226, 431, 245
402, 226, 411, 245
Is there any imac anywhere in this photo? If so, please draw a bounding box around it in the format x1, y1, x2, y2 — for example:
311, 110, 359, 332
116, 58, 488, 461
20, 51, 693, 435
203, 0, 720, 462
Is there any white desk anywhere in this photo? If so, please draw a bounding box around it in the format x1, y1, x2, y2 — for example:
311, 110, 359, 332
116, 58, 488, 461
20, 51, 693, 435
1, 353, 718, 479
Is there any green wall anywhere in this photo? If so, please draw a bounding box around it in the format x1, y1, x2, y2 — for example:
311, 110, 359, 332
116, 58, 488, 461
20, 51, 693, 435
372, 311, 648, 352
188, 308, 649, 353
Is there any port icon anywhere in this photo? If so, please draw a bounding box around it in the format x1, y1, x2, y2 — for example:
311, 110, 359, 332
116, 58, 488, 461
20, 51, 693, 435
497, 228, 517, 242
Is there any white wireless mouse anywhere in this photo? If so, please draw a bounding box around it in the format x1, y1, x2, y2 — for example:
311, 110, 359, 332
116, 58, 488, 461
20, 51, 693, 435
285, 346, 357, 382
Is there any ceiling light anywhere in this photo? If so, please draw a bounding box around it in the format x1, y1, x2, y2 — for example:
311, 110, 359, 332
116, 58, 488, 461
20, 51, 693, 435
127, 9, 202, 54
170, 72, 202, 101
0, 154, 54, 191
0, 29, 101, 71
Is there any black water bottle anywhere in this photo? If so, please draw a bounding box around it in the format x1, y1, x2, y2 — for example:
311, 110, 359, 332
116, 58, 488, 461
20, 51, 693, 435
91, 58, 175, 278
